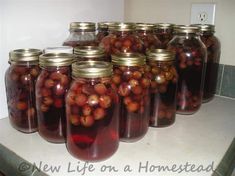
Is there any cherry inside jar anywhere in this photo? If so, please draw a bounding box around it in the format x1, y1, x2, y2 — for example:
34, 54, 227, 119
5, 49, 42, 133
96, 22, 111, 43
112, 53, 150, 142
66, 61, 119, 162
146, 49, 178, 127
167, 25, 207, 115
36, 53, 74, 143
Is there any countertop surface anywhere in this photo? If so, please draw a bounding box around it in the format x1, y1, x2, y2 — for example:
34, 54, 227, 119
0, 96, 235, 176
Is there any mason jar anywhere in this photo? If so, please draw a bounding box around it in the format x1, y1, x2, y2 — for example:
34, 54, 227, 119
74, 46, 109, 62
112, 53, 150, 142
195, 24, 221, 102
154, 23, 174, 49
66, 61, 119, 161
167, 25, 207, 115
63, 22, 98, 48
36, 53, 74, 143
5, 49, 42, 133
146, 49, 178, 127
135, 23, 161, 53
96, 22, 115, 43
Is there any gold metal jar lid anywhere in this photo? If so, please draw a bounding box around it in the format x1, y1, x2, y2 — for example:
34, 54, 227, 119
154, 23, 175, 29
173, 25, 200, 34
192, 24, 215, 33
72, 61, 112, 78
109, 22, 136, 32
69, 22, 96, 31
135, 23, 155, 31
39, 53, 75, 67
43, 46, 73, 54
112, 53, 146, 66
97, 22, 117, 30
9, 48, 42, 63
74, 46, 105, 58
147, 49, 175, 62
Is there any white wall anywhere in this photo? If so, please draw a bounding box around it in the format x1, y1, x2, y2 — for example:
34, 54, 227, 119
124, 0, 235, 66
0, 0, 124, 119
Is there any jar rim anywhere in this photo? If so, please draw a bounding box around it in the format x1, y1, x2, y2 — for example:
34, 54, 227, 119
191, 24, 215, 33
70, 22, 96, 31
112, 53, 146, 66
9, 48, 42, 63
154, 23, 175, 29
135, 23, 155, 31
39, 53, 75, 67
74, 46, 105, 58
173, 25, 200, 34
109, 22, 136, 32
43, 46, 73, 54
147, 49, 175, 62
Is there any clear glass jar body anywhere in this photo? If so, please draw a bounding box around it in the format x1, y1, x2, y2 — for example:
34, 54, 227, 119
145, 60, 178, 127
136, 30, 161, 53
5, 63, 40, 133
201, 32, 221, 102
155, 28, 173, 49
36, 66, 71, 143
100, 31, 145, 56
167, 34, 207, 114
96, 28, 109, 43
112, 65, 150, 142
66, 77, 119, 161
63, 31, 98, 48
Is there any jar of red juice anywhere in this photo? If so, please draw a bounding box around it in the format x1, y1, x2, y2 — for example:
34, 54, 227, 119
63, 22, 98, 48
112, 53, 150, 142
66, 61, 119, 161
195, 24, 221, 103
154, 23, 174, 49
146, 49, 178, 127
100, 23, 144, 58
36, 53, 74, 143
5, 49, 42, 133
135, 23, 161, 53
167, 25, 207, 115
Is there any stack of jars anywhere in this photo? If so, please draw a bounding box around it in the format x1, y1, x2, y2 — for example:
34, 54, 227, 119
4, 21, 221, 162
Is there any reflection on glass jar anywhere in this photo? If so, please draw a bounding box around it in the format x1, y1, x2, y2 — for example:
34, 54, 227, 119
146, 49, 178, 127
36, 53, 74, 143
112, 53, 150, 142
5, 49, 42, 133
63, 22, 98, 48
66, 61, 119, 161
167, 25, 207, 115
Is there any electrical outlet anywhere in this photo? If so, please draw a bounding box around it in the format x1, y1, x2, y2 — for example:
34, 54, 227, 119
190, 3, 216, 24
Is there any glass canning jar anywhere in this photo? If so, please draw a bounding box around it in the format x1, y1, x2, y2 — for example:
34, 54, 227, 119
5, 49, 42, 133
154, 23, 174, 49
135, 23, 161, 53
74, 46, 109, 62
63, 22, 98, 48
66, 61, 119, 161
36, 53, 74, 143
43, 46, 73, 54
146, 49, 178, 127
195, 24, 221, 102
100, 23, 145, 58
96, 22, 115, 43
112, 53, 150, 142
167, 25, 207, 115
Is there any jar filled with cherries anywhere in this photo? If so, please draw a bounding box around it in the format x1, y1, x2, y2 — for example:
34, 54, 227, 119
112, 53, 150, 142
167, 25, 207, 115
36, 53, 74, 143
66, 61, 119, 161
154, 23, 174, 49
135, 23, 161, 53
100, 23, 145, 58
5, 49, 42, 133
146, 49, 178, 127
195, 24, 221, 103
96, 22, 115, 43
63, 22, 98, 48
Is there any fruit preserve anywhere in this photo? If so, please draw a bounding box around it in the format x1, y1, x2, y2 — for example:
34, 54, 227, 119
36, 53, 74, 143
43, 46, 73, 54
5, 49, 42, 133
66, 61, 119, 161
154, 23, 174, 49
146, 49, 178, 127
195, 24, 221, 102
74, 46, 108, 62
96, 22, 115, 43
135, 23, 161, 53
63, 22, 98, 48
100, 23, 144, 58
167, 25, 207, 115
112, 53, 150, 142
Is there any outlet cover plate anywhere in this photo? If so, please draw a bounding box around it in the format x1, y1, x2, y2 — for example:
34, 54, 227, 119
190, 3, 216, 25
